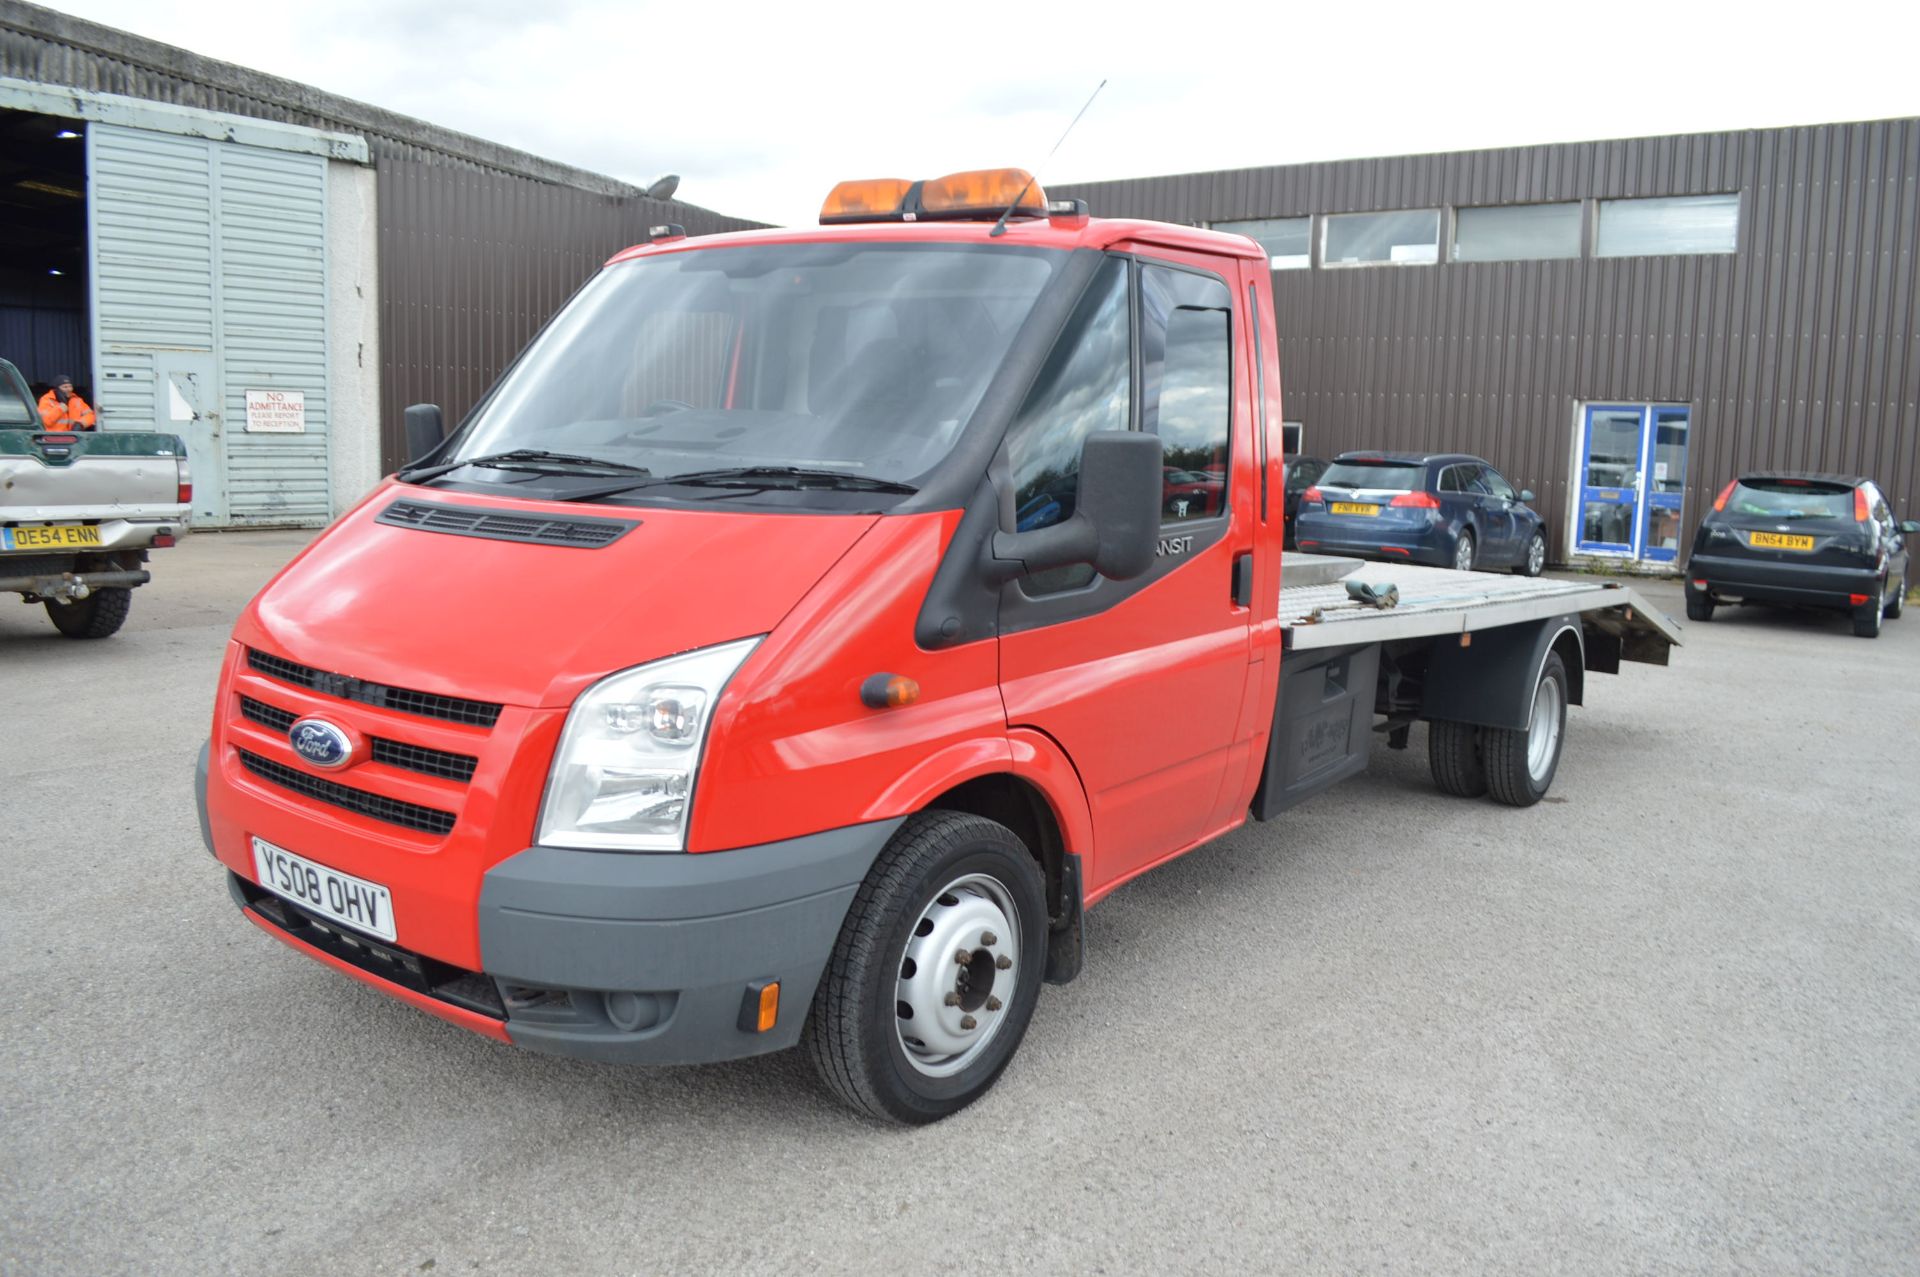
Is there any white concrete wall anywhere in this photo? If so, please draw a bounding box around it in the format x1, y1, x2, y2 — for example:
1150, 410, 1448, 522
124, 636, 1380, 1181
326, 158, 382, 515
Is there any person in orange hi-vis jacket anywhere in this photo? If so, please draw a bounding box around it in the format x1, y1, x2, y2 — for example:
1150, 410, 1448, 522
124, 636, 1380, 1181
39, 375, 97, 430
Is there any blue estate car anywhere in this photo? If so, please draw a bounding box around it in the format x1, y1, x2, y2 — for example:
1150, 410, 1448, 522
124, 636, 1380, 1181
1295, 452, 1548, 575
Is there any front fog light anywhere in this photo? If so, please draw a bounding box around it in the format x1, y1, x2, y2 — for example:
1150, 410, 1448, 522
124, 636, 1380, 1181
537, 638, 761, 851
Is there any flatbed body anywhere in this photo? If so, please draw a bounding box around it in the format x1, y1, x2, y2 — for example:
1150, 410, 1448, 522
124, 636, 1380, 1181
1277, 554, 1682, 653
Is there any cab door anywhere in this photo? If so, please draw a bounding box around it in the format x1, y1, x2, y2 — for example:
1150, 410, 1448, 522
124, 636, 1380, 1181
997, 252, 1256, 895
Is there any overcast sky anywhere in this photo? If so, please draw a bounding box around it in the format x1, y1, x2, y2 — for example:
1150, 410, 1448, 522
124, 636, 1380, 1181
46, 0, 1920, 227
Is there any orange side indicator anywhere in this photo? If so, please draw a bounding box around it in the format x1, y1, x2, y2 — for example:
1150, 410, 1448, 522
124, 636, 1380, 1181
757, 982, 780, 1032
860, 673, 921, 709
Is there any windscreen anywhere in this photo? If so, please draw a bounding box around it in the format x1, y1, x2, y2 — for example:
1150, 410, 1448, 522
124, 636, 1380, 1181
452, 243, 1062, 485
1320, 461, 1425, 491
1727, 479, 1854, 520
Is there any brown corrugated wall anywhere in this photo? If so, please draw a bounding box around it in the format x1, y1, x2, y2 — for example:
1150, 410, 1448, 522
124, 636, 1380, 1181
1057, 119, 1920, 563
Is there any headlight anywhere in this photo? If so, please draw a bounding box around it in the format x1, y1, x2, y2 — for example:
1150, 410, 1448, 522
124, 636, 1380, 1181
536, 637, 761, 851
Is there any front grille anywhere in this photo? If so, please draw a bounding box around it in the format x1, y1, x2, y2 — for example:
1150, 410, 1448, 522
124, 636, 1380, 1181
235, 876, 505, 1018
377, 498, 636, 548
238, 696, 478, 782
239, 696, 297, 733
238, 749, 457, 836
246, 648, 502, 727
370, 738, 478, 782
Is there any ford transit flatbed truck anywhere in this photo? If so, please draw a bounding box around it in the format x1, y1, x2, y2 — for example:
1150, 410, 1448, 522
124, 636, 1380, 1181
195, 169, 1678, 1123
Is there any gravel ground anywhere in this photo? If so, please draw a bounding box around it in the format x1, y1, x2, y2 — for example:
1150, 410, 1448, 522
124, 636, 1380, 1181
2, 532, 1916, 1275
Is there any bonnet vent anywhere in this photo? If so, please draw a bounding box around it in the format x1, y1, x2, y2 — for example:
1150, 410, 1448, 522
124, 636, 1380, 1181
377, 499, 637, 548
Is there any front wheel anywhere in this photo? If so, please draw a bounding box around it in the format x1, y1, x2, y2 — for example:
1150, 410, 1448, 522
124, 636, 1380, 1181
45, 587, 132, 639
1513, 531, 1547, 577
1452, 530, 1477, 572
1482, 652, 1569, 807
806, 811, 1048, 1124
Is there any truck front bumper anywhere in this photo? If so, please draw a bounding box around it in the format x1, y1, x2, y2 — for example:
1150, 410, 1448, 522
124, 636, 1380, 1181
202, 743, 900, 1064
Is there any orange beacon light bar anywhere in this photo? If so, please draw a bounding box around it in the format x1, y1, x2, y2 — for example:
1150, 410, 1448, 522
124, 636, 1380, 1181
819, 168, 1051, 224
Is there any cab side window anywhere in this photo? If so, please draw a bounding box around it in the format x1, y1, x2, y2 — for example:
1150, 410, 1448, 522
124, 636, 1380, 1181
1439, 465, 1466, 494
1480, 468, 1517, 501
1142, 265, 1232, 524
1004, 255, 1131, 594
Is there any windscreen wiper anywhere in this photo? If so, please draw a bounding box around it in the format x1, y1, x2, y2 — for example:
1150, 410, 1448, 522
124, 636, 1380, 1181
399, 449, 652, 484
558, 465, 918, 502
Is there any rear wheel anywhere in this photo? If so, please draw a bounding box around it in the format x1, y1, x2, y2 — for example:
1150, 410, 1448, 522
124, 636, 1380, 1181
1483, 652, 1568, 807
1684, 585, 1715, 623
1512, 531, 1547, 577
1852, 586, 1884, 638
1428, 720, 1488, 798
45, 587, 132, 639
1886, 578, 1905, 620
1452, 530, 1476, 572
806, 811, 1048, 1125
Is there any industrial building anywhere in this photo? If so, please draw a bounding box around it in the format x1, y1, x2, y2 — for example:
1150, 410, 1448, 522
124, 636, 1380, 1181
1056, 119, 1920, 569
0, 0, 754, 527
5, 0, 1914, 571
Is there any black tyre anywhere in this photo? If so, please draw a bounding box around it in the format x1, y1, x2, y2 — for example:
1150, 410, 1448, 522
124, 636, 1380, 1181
1512, 530, 1547, 577
1852, 586, 1883, 638
1428, 720, 1489, 798
1483, 652, 1569, 808
1452, 530, 1476, 572
1684, 585, 1715, 623
806, 810, 1048, 1125
1886, 578, 1905, 620
45, 587, 132, 639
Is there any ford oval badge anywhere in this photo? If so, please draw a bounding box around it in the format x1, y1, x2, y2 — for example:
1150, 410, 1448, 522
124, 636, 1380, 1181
289, 718, 354, 769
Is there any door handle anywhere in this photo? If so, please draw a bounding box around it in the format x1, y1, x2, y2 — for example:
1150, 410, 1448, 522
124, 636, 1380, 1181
1232, 552, 1255, 608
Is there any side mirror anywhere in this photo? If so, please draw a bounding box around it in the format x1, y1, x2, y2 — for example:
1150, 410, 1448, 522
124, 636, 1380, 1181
1519, 489, 1536, 503
986, 431, 1163, 584
403, 403, 445, 466
1900, 520, 1920, 536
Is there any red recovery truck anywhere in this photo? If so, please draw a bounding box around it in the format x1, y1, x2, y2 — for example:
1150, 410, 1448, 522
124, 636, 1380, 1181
195, 169, 1679, 1123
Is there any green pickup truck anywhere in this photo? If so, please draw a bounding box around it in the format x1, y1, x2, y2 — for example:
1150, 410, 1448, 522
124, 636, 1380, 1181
1, 358, 192, 638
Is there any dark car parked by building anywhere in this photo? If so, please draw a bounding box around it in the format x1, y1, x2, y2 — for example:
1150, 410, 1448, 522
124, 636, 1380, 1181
1281, 454, 1327, 550
1294, 452, 1547, 574
1685, 473, 1916, 638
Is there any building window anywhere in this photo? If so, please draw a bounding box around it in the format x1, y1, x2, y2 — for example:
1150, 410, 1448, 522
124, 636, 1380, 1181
1452, 202, 1581, 262
1322, 209, 1440, 266
1214, 217, 1310, 270
1596, 194, 1739, 257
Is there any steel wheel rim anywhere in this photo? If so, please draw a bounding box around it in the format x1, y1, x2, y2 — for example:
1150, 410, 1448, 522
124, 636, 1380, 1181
1528, 535, 1545, 575
894, 872, 1021, 1078
1527, 675, 1563, 782
1455, 536, 1474, 571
